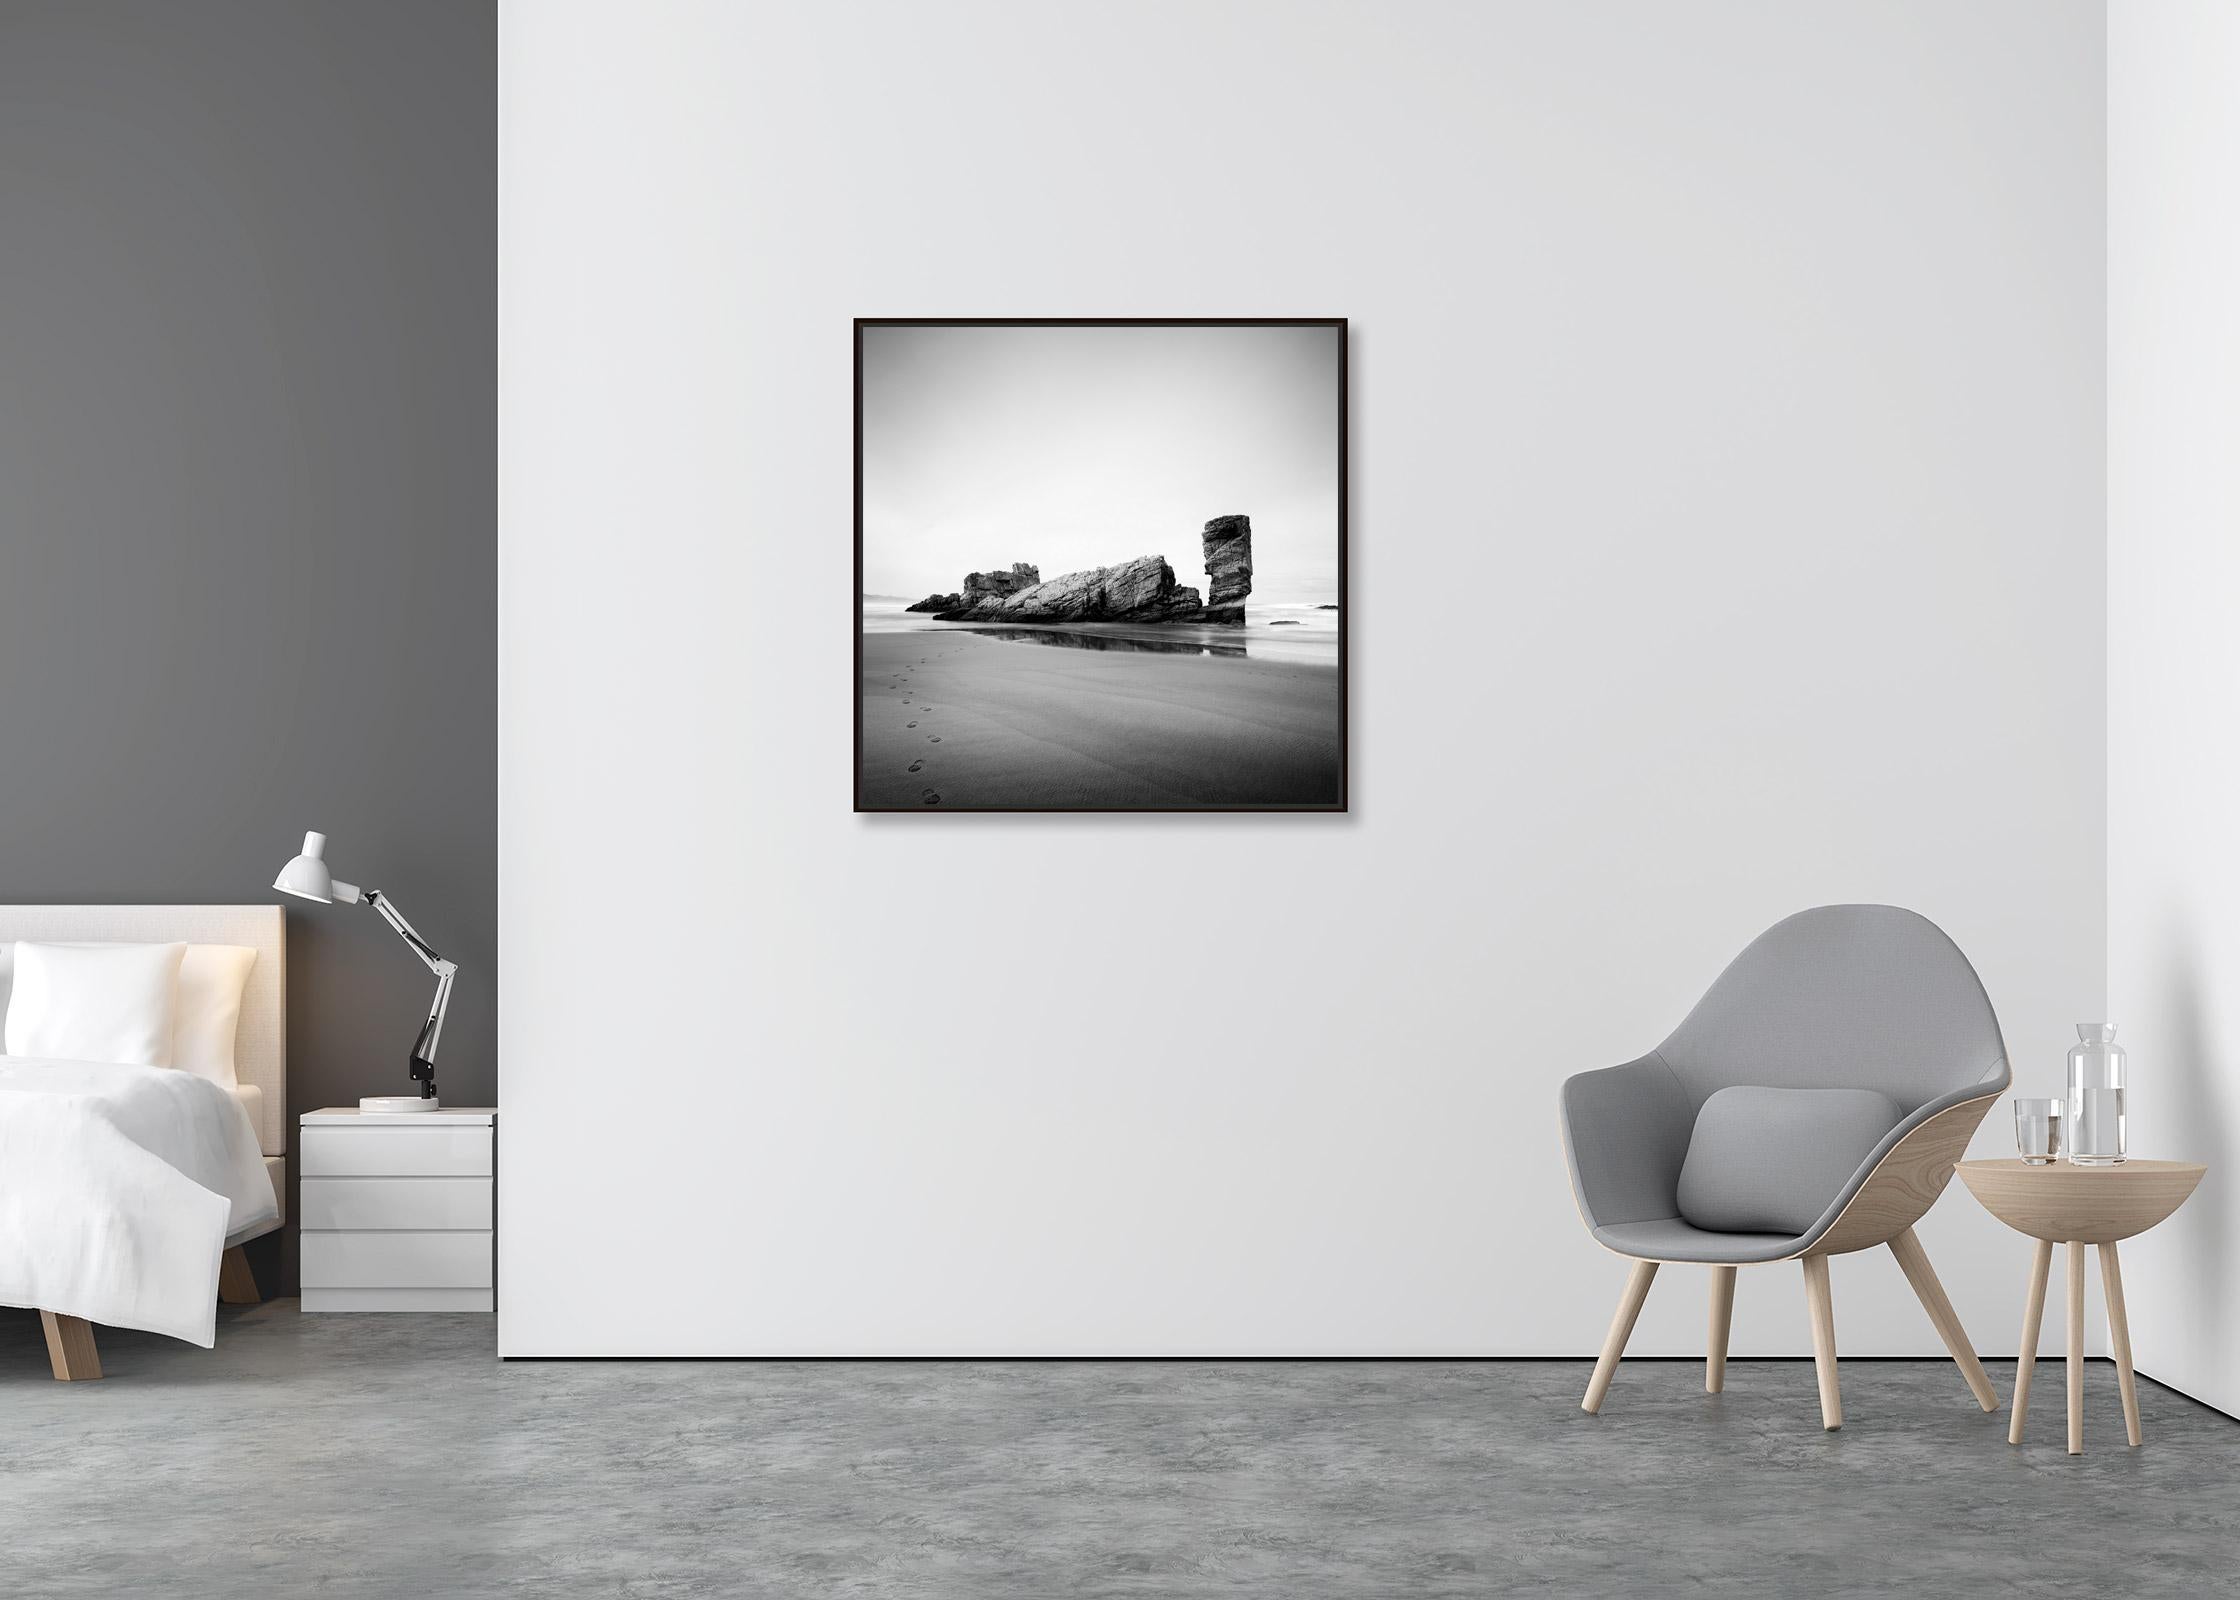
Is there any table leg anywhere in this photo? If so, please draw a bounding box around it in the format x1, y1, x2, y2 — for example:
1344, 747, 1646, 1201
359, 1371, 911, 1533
2066, 1240, 2086, 1456
2100, 1242, 2143, 1447
2010, 1238, 2053, 1445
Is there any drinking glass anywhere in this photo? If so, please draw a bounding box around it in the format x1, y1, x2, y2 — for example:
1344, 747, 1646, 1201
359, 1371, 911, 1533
2014, 1098, 2062, 1165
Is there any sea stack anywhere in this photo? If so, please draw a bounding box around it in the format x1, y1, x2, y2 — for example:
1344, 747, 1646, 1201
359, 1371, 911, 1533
1200, 515, 1252, 626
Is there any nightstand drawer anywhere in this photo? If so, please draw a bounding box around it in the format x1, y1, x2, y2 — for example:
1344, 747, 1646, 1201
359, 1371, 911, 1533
301, 1229, 493, 1289
301, 1177, 492, 1231
302, 1125, 492, 1178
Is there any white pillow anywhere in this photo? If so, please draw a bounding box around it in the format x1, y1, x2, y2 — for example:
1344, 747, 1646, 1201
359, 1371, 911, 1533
4, 941, 186, 1067
175, 944, 257, 1088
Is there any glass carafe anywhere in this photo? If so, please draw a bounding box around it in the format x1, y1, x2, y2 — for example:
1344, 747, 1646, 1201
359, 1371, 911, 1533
2066, 1023, 2127, 1165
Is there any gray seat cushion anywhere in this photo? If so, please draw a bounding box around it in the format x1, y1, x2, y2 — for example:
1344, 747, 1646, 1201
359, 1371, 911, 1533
1676, 1085, 1902, 1236
1591, 1217, 1804, 1265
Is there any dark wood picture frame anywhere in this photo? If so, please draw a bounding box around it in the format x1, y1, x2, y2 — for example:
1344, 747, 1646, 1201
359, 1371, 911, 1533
854, 317, 1348, 814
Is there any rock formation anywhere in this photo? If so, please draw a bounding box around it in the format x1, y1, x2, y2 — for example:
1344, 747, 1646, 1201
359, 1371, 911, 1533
965, 563, 1040, 599
935, 554, 1202, 623
908, 564, 1038, 614
924, 517, 1254, 627
1199, 515, 1253, 626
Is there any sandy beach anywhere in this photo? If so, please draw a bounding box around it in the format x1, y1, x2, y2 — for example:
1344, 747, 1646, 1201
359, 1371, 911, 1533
858, 627, 1342, 809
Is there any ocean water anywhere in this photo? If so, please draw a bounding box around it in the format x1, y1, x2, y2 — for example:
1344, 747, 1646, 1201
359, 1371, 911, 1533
859, 600, 1340, 661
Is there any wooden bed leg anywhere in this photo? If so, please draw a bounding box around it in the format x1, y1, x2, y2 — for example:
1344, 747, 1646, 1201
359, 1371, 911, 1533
219, 1245, 262, 1306
40, 1311, 103, 1381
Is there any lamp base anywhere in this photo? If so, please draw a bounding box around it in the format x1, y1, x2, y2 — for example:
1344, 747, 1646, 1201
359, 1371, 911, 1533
360, 1095, 441, 1114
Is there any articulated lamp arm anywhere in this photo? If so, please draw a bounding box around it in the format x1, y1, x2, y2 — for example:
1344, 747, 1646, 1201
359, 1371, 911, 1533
363, 890, 459, 1099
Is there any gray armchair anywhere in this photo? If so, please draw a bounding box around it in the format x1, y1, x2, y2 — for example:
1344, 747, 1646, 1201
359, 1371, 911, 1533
1561, 905, 2010, 1429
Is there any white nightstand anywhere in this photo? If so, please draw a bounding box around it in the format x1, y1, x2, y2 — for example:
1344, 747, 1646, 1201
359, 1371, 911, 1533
300, 1106, 495, 1312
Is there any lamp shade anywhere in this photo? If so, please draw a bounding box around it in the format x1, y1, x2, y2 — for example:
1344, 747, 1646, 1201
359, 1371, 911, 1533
274, 831, 362, 904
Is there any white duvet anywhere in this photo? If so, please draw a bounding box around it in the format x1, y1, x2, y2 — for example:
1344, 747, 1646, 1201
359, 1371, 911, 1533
0, 1058, 277, 1346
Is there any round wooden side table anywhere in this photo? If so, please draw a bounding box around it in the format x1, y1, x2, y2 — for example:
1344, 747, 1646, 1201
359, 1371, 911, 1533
1956, 1159, 2206, 1455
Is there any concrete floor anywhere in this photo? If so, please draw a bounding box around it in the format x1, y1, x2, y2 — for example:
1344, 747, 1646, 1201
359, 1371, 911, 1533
4, 1304, 2237, 1598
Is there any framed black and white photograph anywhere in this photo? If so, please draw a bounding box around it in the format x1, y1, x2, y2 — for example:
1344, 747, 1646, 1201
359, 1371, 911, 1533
855, 318, 1347, 812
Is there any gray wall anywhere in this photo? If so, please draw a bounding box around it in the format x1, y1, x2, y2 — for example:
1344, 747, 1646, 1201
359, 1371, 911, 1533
0, 0, 494, 1292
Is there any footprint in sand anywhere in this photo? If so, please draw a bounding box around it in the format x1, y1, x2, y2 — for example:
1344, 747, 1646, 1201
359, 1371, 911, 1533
907, 721, 917, 728
927, 735, 941, 743
908, 760, 923, 772
921, 790, 941, 805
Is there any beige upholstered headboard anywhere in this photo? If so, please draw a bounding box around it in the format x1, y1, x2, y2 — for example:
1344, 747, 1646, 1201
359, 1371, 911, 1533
0, 905, 285, 1156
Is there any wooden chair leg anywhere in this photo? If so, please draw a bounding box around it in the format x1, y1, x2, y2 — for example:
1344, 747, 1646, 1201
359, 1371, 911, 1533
2010, 1238, 2053, 1445
1887, 1226, 1998, 1413
2067, 1240, 2086, 1456
1802, 1254, 1841, 1430
218, 1245, 261, 1306
40, 1311, 102, 1381
1706, 1265, 1737, 1393
2100, 1242, 2143, 1448
1582, 1260, 1658, 1414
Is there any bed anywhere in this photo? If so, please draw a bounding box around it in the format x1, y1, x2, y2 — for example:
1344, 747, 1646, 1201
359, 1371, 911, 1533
1, 905, 286, 1379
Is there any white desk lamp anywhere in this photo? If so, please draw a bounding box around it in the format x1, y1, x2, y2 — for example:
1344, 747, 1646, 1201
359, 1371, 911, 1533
272, 830, 457, 1113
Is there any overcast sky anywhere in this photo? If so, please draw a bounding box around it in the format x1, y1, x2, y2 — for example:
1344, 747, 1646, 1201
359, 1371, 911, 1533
860, 323, 1341, 605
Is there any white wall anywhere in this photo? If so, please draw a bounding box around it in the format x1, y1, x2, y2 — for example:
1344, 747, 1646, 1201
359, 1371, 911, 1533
499, 0, 2106, 1355
2108, 0, 2240, 1415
